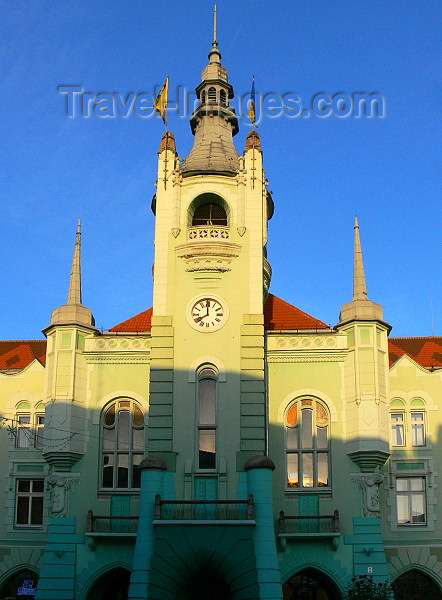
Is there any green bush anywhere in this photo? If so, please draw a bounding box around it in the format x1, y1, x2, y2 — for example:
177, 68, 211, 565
344, 574, 392, 600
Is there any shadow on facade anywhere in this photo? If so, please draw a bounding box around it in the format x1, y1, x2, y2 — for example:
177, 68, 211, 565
1, 389, 441, 600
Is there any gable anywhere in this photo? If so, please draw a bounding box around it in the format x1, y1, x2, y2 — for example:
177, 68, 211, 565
388, 337, 442, 369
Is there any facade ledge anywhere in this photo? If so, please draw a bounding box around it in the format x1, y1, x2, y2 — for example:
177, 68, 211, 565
278, 532, 341, 551
153, 520, 255, 527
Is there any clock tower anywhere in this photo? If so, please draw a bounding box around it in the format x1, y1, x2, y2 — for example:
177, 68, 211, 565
147, 30, 274, 501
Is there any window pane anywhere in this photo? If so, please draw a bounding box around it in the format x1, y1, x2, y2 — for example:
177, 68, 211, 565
316, 426, 328, 449
117, 411, 130, 450
18, 480, 30, 493
317, 454, 329, 487
396, 478, 408, 491
102, 427, 114, 450
16, 497, 29, 525
132, 427, 144, 451
32, 480, 44, 493
302, 453, 313, 487
102, 454, 114, 487
198, 429, 216, 469
411, 494, 425, 523
286, 404, 297, 426
104, 404, 115, 426
397, 495, 410, 524
410, 478, 424, 491
391, 413, 403, 422
31, 497, 43, 525
286, 427, 298, 449
199, 378, 216, 424
17, 416, 31, 448
132, 405, 144, 426
287, 454, 298, 488
391, 423, 404, 445
301, 409, 313, 448
18, 415, 31, 425
412, 424, 425, 446
132, 454, 142, 488
117, 454, 129, 488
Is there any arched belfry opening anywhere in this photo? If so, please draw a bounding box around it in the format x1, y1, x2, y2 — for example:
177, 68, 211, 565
189, 193, 229, 227
283, 568, 341, 600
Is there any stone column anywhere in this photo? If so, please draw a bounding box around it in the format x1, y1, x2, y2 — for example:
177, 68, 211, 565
245, 456, 282, 600
128, 457, 167, 600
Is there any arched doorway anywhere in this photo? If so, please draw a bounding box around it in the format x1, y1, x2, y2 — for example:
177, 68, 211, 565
178, 565, 233, 600
0, 569, 39, 599
85, 567, 130, 600
283, 567, 341, 600
392, 569, 442, 600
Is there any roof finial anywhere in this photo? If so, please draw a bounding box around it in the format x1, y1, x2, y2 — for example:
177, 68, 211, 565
353, 215, 368, 300
67, 218, 82, 305
212, 4, 217, 48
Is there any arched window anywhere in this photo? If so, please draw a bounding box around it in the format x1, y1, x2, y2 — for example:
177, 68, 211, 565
220, 89, 227, 106
15, 401, 44, 449
390, 398, 426, 447
197, 367, 217, 470
285, 399, 330, 489
192, 203, 227, 226
208, 86, 217, 103
101, 399, 144, 489
201, 90, 206, 104
392, 570, 441, 599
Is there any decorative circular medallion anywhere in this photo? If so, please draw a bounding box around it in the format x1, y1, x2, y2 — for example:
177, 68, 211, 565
187, 295, 229, 332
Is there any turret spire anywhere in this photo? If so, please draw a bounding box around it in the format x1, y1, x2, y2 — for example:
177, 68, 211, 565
45, 220, 95, 330
338, 217, 387, 326
212, 4, 217, 47
353, 216, 368, 301
67, 218, 82, 305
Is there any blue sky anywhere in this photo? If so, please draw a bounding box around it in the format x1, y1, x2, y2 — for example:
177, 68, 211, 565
0, 0, 440, 340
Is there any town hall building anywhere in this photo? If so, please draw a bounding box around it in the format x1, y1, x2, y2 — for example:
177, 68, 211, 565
0, 23, 441, 600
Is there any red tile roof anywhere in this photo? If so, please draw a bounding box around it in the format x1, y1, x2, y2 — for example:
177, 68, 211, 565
109, 295, 328, 332
388, 337, 442, 369
264, 294, 329, 331
109, 307, 153, 332
0, 341, 46, 371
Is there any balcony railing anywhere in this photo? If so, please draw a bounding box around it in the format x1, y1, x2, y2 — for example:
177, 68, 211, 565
278, 509, 340, 550
86, 510, 139, 533
187, 226, 230, 241
154, 494, 254, 522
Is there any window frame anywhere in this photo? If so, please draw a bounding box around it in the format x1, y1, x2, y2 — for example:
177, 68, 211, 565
15, 478, 44, 528
389, 404, 427, 448
196, 366, 218, 472
390, 412, 406, 447
285, 399, 330, 491
100, 399, 145, 491
395, 476, 427, 526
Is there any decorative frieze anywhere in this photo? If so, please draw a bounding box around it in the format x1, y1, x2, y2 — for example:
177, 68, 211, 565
175, 240, 241, 273
85, 337, 151, 352
187, 226, 230, 241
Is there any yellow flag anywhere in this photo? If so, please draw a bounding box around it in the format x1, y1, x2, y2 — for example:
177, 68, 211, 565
155, 76, 168, 124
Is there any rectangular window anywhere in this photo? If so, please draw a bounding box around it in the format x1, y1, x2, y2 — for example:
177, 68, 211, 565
198, 429, 216, 469
15, 479, 44, 527
396, 477, 426, 525
411, 412, 425, 447
391, 413, 405, 446
16, 415, 31, 448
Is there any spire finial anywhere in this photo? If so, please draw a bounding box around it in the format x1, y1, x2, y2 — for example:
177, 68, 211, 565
212, 4, 217, 47
353, 215, 368, 300
67, 218, 82, 305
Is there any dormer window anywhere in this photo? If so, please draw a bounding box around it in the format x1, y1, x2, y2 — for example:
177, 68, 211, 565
208, 86, 217, 103
192, 203, 227, 226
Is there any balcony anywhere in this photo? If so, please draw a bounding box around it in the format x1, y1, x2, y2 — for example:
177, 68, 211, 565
278, 509, 340, 550
85, 510, 138, 549
187, 226, 230, 241
153, 494, 255, 526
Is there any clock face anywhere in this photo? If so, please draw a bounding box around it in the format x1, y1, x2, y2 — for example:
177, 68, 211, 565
190, 297, 227, 331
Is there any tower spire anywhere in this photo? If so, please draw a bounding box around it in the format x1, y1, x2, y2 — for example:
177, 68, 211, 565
212, 4, 217, 47
67, 218, 82, 305
353, 216, 368, 301
45, 220, 95, 330
338, 217, 387, 326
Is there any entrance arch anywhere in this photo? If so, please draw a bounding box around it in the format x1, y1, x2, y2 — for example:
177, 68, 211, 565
0, 569, 39, 599
392, 569, 442, 600
283, 567, 341, 600
85, 567, 130, 600
177, 565, 233, 600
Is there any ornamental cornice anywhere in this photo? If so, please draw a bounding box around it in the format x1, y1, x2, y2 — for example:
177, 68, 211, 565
267, 353, 347, 363
83, 355, 150, 365
175, 240, 241, 273
85, 338, 151, 352
267, 335, 347, 351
